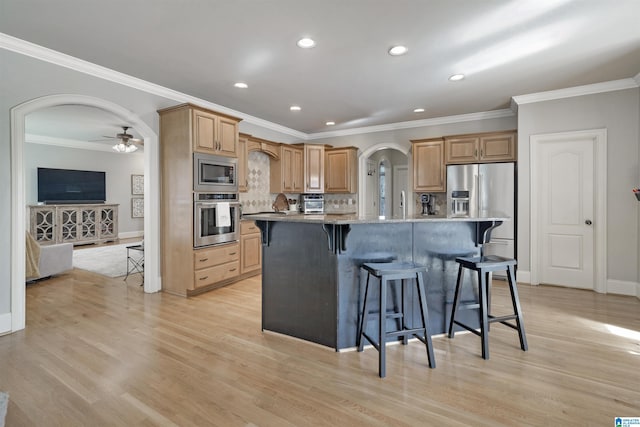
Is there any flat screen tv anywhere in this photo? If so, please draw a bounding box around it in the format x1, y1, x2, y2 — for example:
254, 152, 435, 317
37, 167, 106, 204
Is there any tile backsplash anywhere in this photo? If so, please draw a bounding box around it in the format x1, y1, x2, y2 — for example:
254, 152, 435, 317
239, 151, 357, 214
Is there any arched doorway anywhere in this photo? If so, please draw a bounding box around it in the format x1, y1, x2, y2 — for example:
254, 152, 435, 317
10, 94, 160, 332
358, 143, 411, 217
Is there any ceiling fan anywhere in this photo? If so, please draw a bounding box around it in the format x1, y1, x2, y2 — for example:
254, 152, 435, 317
94, 126, 142, 153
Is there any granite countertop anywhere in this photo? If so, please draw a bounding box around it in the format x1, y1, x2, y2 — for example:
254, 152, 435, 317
241, 211, 510, 225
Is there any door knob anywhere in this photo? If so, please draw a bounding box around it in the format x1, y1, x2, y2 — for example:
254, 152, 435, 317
585, 219, 592, 225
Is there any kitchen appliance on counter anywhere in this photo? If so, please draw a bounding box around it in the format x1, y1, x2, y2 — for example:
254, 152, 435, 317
193, 193, 240, 247
193, 153, 238, 193
420, 193, 437, 215
446, 162, 516, 277
301, 193, 324, 214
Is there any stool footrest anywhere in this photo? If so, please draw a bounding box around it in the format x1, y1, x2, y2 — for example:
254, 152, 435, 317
452, 320, 482, 337
488, 314, 518, 323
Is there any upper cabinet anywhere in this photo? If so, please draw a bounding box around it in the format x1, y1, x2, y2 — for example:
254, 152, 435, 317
237, 133, 249, 192
325, 147, 358, 193
445, 130, 516, 164
302, 144, 325, 193
412, 138, 445, 192
270, 144, 303, 193
193, 108, 240, 157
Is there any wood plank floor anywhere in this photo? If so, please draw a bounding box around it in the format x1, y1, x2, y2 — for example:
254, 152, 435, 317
1, 269, 639, 426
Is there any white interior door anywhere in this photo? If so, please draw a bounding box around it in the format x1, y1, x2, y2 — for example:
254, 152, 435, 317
392, 166, 408, 216
538, 137, 595, 289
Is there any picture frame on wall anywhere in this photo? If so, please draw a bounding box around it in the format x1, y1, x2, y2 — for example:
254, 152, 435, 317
132, 198, 144, 218
131, 174, 144, 195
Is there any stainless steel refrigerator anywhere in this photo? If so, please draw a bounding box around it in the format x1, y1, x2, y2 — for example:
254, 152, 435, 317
446, 162, 516, 277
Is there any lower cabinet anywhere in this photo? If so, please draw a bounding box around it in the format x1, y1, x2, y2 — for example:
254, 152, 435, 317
193, 242, 240, 289
188, 221, 262, 294
240, 220, 262, 275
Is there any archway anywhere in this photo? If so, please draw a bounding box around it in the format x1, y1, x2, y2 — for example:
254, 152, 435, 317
10, 94, 160, 332
358, 142, 411, 216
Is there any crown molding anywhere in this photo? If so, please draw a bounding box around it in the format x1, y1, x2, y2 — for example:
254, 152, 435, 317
25, 133, 143, 154
0, 33, 307, 140
306, 109, 515, 140
512, 78, 640, 106
634, 72, 640, 86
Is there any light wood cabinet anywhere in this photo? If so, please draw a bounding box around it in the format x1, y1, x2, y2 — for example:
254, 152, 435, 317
270, 144, 303, 193
193, 108, 240, 157
240, 221, 261, 275
303, 144, 325, 193
29, 204, 119, 246
412, 138, 446, 192
445, 131, 516, 164
325, 147, 358, 193
193, 242, 240, 289
237, 133, 249, 192
159, 103, 243, 297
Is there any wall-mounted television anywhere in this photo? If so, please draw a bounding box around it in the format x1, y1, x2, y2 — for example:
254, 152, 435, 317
37, 167, 106, 204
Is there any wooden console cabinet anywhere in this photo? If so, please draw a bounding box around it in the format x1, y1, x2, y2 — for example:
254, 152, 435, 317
29, 204, 119, 246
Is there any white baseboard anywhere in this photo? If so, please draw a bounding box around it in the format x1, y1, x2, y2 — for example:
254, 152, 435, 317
607, 279, 640, 297
119, 230, 144, 240
516, 270, 532, 284
0, 313, 12, 335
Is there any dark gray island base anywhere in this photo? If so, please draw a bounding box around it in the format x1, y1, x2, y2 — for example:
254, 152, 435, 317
247, 213, 508, 351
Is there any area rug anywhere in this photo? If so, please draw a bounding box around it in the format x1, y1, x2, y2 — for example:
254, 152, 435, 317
72, 242, 142, 278
0, 391, 8, 427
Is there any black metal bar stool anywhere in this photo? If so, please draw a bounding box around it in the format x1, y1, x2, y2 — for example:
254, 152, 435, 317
357, 262, 436, 377
448, 255, 528, 359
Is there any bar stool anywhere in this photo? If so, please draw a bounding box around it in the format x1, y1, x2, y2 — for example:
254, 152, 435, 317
448, 255, 528, 359
357, 262, 436, 377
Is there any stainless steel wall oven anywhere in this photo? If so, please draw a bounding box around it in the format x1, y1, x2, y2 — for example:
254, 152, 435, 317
193, 193, 240, 247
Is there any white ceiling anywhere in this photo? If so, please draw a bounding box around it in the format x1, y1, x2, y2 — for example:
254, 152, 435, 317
3, 0, 640, 140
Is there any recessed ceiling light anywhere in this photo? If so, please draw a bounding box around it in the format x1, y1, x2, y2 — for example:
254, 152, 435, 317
449, 74, 465, 81
234, 82, 248, 89
413, 108, 425, 113
290, 105, 301, 111
326, 121, 335, 126
388, 45, 408, 56
297, 38, 316, 48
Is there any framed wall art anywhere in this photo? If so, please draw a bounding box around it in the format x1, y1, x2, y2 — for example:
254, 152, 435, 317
131, 198, 144, 218
131, 174, 144, 195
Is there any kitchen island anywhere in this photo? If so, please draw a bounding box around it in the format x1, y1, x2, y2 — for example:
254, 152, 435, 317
243, 212, 509, 351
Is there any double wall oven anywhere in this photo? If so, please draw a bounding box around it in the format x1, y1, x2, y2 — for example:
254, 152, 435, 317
193, 153, 240, 248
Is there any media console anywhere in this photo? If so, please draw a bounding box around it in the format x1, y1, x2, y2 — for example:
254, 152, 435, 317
28, 203, 119, 246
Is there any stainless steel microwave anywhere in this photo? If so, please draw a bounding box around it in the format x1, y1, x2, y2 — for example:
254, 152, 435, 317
193, 153, 238, 193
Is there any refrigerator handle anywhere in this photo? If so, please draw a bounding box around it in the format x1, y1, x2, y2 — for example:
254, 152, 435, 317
475, 173, 480, 212
478, 173, 483, 211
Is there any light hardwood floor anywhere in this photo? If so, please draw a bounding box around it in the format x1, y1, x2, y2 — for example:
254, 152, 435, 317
1, 269, 639, 426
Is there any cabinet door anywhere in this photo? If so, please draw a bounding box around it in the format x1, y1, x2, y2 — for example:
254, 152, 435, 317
30, 207, 56, 244
292, 148, 304, 193
100, 205, 118, 239
282, 146, 294, 192
325, 148, 357, 193
217, 116, 238, 157
304, 145, 325, 193
412, 139, 445, 192
241, 233, 262, 274
57, 207, 80, 243
78, 207, 98, 242
237, 135, 248, 192
480, 132, 516, 162
445, 136, 479, 164
193, 110, 217, 153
